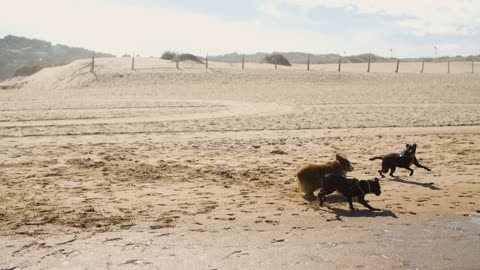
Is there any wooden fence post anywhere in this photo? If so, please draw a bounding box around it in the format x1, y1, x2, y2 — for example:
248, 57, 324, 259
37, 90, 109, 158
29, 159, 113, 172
307, 55, 310, 71
421, 60, 424, 73
242, 54, 245, 70
338, 56, 342, 72
395, 59, 400, 73
90, 54, 95, 72
448, 61, 450, 74
206, 54, 208, 69
473, 61, 475, 73
131, 55, 135, 70
275, 57, 277, 70
367, 56, 370, 73
176, 57, 179, 69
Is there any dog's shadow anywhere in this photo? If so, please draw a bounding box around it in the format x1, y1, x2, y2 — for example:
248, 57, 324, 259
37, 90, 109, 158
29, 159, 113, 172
318, 194, 398, 219
389, 176, 441, 190
328, 207, 399, 220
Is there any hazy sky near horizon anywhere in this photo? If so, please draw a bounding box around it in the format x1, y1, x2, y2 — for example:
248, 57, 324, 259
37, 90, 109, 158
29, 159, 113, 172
1, 0, 479, 58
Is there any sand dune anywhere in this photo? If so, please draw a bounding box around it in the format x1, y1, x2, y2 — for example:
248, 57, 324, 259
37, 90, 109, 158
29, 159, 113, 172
0, 58, 479, 269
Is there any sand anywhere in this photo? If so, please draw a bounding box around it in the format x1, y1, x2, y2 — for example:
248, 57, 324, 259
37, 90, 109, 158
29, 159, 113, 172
0, 58, 479, 269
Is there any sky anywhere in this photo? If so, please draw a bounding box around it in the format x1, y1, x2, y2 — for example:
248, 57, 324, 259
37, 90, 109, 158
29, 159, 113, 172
1, 0, 479, 58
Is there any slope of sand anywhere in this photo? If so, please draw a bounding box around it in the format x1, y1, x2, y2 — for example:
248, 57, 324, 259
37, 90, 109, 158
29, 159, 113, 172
0, 58, 479, 269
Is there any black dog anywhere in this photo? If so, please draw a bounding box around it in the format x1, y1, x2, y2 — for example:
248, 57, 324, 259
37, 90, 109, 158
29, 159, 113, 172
369, 143, 431, 178
318, 174, 382, 211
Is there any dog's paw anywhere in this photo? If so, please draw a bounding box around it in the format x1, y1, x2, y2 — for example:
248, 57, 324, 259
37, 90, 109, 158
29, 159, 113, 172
426, 168, 431, 171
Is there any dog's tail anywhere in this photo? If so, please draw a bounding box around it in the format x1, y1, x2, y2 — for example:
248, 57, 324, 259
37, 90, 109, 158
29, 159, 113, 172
369, 156, 383, 161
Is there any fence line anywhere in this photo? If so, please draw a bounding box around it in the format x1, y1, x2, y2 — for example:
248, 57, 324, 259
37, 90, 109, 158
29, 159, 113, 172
87, 54, 98, 80
110, 56, 478, 74
90, 54, 95, 72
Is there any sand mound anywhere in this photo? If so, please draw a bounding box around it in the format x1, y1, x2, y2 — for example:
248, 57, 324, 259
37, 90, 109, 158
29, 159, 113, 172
7, 59, 96, 90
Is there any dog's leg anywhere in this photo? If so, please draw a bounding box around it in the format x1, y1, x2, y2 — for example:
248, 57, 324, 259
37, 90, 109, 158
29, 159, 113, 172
388, 166, 396, 177
379, 164, 389, 178
317, 191, 325, 206
413, 158, 431, 171
358, 196, 380, 211
318, 186, 335, 206
379, 162, 390, 178
348, 196, 356, 211
406, 167, 414, 176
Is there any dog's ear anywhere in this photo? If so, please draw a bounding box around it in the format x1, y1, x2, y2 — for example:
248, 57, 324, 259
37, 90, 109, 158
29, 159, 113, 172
374, 177, 379, 183
406, 144, 410, 148
336, 154, 348, 161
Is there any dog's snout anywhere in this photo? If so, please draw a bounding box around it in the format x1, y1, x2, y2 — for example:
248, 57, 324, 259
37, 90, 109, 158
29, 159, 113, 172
375, 191, 382, 196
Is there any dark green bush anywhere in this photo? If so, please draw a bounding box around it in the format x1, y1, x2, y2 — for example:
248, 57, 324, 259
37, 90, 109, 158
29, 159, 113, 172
161, 51, 176, 60
178, 53, 204, 64
263, 54, 291, 66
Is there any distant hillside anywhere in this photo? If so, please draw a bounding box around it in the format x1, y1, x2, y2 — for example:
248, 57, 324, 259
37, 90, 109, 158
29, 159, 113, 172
0, 35, 114, 81
208, 52, 480, 64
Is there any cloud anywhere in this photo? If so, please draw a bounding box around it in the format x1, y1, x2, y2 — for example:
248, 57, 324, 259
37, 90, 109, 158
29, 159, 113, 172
257, 1, 284, 18
1, 0, 339, 56
289, 0, 480, 36
1, 0, 478, 58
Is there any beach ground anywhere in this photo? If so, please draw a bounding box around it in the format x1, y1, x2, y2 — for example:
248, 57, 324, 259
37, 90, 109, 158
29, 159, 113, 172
0, 58, 479, 269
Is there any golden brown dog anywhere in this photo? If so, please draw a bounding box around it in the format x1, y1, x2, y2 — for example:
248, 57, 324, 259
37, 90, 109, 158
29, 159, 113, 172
296, 154, 353, 200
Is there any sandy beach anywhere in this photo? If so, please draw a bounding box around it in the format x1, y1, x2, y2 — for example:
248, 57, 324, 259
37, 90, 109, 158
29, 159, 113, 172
0, 58, 479, 269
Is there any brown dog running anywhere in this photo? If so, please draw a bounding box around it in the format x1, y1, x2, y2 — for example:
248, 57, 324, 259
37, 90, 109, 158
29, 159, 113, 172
296, 154, 353, 200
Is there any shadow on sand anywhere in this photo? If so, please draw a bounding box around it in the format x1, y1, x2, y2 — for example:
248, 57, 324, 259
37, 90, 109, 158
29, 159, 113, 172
329, 207, 399, 220
315, 194, 399, 220
389, 176, 441, 190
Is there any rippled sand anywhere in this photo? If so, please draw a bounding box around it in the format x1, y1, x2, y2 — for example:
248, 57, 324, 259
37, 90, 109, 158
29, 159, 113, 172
1, 58, 479, 269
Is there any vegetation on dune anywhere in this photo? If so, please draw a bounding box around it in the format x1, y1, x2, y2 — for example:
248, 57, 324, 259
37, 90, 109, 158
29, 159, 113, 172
209, 52, 480, 64
160, 51, 176, 60
178, 53, 204, 64
161, 51, 204, 64
263, 54, 291, 66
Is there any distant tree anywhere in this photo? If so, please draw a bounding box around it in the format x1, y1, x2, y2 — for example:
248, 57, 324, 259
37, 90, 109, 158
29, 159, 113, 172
263, 54, 291, 66
161, 51, 176, 60
178, 53, 204, 64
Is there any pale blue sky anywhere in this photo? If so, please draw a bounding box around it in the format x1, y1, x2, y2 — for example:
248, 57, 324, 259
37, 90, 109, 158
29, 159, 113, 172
1, 0, 479, 57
